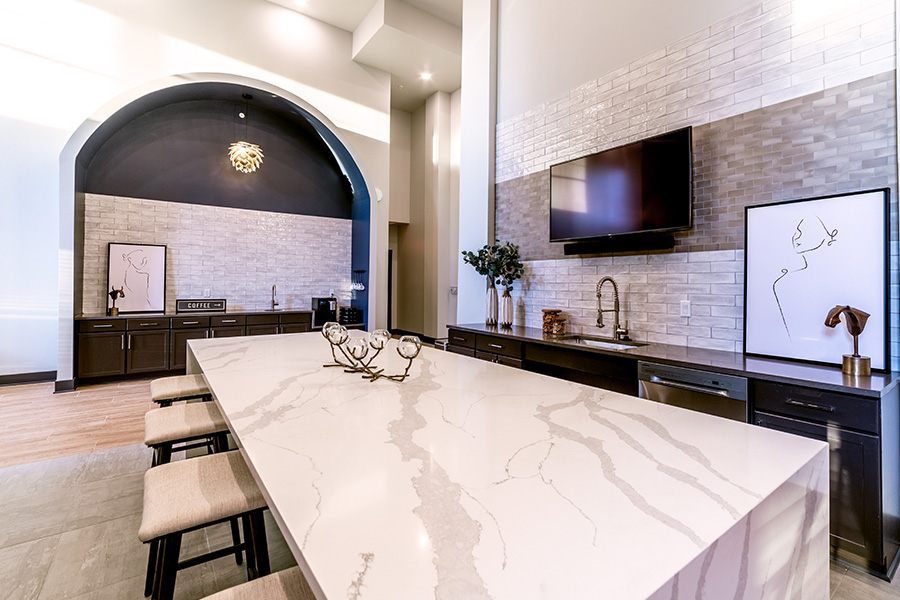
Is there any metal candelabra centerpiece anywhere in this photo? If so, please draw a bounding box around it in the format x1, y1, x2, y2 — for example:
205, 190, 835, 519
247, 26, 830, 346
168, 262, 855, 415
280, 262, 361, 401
322, 322, 421, 382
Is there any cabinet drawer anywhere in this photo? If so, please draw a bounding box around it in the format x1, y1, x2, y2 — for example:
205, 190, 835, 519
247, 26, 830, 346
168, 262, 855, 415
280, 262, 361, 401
753, 380, 878, 434
78, 319, 126, 333
447, 345, 476, 358
280, 312, 312, 324
172, 316, 210, 329
476, 350, 522, 368
476, 335, 522, 358
211, 315, 246, 327
127, 318, 169, 330
447, 329, 475, 349
247, 314, 279, 325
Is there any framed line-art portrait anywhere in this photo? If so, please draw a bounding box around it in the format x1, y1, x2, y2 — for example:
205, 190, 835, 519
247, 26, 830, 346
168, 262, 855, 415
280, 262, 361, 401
107, 243, 167, 314
743, 189, 889, 371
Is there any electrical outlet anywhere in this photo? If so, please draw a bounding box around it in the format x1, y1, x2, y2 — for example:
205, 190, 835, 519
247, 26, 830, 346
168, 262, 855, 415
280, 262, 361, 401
203, 288, 211, 298
680, 300, 691, 317
449, 286, 458, 295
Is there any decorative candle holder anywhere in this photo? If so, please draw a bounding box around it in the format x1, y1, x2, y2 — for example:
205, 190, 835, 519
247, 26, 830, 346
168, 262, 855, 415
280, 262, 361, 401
322, 322, 421, 382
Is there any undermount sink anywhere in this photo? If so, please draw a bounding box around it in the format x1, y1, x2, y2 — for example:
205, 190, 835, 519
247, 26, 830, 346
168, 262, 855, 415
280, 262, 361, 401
555, 334, 645, 350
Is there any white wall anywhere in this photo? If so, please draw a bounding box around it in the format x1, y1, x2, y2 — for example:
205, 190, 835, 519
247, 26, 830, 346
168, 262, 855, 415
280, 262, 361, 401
0, 117, 66, 376
497, 0, 760, 121
0, 0, 392, 380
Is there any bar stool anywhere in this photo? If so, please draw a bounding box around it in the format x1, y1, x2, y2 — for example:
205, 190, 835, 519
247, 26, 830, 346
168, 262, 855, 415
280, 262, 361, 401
144, 401, 230, 467
150, 374, 212, 407
199, 567, 315, 600
140, 450, 269, 600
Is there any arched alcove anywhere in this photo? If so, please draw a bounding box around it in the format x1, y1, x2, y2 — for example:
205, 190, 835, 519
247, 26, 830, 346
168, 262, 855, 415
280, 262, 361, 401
57, 74, 376, 388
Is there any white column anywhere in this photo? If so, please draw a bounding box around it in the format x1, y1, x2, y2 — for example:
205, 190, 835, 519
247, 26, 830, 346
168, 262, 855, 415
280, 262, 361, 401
457, 0, 498, 325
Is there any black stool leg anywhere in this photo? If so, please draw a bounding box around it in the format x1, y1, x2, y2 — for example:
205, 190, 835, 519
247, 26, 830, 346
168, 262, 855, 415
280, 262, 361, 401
248, 509, 270, 578
156, 533, 182, 600
231, 518, 243, 566
159, 443, 172, 465
144, 539, 159, 597
241, 514, 257, 579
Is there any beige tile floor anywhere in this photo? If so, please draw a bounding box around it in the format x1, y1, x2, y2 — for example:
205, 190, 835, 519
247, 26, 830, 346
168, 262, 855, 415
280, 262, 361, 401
0, 380, 898, 598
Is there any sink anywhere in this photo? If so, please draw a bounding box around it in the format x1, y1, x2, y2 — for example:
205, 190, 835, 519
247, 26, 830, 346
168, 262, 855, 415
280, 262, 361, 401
555, 334, 645, 350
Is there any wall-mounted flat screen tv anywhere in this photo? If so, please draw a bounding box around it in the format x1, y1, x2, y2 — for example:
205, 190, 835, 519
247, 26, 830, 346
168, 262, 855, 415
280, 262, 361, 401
549, 127, 693, 243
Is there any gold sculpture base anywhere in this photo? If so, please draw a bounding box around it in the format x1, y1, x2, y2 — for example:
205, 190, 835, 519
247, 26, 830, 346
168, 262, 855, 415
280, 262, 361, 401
109, 307, 119, 317
842, 354, 871, 377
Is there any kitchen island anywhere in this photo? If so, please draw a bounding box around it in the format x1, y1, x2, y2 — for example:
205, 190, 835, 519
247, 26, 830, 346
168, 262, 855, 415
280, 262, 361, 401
187, 331, 829, 599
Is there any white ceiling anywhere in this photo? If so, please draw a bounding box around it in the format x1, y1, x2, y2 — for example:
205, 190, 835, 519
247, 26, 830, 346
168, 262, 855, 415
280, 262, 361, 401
265, 0, 463, 112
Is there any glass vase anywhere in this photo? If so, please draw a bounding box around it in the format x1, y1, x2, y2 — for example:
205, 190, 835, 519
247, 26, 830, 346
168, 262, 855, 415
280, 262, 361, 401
485, 281, 498, 325
499, 288, 513, 327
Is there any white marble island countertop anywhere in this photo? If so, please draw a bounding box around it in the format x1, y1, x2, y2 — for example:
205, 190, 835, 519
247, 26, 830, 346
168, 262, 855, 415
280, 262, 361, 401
187, 332, 829, 600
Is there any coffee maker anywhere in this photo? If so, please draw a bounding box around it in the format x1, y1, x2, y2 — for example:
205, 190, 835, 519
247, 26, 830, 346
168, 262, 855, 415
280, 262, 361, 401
311, 296, 337, 327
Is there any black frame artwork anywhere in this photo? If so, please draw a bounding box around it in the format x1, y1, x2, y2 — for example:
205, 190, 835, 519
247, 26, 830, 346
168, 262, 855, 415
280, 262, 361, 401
107, 242, 167, 314
743, 189, 889, 371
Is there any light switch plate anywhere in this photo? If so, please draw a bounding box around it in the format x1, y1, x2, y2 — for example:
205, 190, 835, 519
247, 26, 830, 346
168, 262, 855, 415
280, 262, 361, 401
680, 300, 691, 317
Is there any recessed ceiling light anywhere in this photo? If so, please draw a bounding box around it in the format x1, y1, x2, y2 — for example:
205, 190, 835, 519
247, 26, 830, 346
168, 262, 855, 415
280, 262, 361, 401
420, 72, 432, 81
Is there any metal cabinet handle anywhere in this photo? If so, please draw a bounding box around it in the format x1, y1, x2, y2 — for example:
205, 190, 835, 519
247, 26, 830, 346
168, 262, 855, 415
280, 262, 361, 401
121, 334, 125, 350
221, 319, 237, 323
452, 336, 467, 342
140, 322, 157, 326
210, 330, 215, 338
785, 399, 835, 413
488, 343, 504, 349
127, 334, 131, 350
94, 324, 113, 328
205, 330, 209, 338
183, 321, 199, 325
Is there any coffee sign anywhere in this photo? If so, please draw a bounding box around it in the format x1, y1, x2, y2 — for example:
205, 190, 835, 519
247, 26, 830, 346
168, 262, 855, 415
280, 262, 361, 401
176, 299, 227, 313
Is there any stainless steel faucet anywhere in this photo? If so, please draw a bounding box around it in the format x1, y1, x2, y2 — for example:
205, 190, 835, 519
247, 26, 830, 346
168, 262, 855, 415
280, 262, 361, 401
596, 276, 628, 341
272, 284, 279, 311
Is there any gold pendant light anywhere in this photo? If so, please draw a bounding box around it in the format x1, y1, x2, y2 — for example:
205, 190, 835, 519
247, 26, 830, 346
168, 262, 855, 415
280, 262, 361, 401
229, 93, 263, 173
228, 141, 264, 173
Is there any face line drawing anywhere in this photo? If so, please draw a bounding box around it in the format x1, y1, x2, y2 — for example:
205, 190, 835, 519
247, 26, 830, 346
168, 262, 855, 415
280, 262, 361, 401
773, 214, 838, 341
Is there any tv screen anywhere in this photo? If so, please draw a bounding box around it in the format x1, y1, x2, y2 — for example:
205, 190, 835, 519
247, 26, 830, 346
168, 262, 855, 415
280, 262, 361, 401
549, 127, 693, 242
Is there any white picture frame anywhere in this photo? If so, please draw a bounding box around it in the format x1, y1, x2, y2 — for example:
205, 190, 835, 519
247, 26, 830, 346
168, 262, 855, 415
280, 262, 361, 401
743, 189, 889, 371
107, 242, 167, 314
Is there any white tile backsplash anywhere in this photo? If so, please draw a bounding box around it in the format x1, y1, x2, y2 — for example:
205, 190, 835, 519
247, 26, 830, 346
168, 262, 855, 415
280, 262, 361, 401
82, 194, 352, 315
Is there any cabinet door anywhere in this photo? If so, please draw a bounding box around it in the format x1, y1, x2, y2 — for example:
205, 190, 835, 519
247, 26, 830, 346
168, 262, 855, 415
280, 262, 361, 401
170, 328, 208, 371
279, 324, 310, 334
126, 330, 170, 373
755, 411, 882, 565
77, 332, 126, 378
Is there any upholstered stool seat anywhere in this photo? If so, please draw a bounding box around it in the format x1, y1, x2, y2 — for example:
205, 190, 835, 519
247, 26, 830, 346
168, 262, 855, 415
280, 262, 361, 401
140, 450, 270, 600
150, 374, 212, 407
200, 567, 315, 600
144, 401, 229, 466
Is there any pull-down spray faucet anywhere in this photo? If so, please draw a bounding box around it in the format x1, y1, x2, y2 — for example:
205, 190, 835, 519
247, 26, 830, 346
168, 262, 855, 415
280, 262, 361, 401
596, 276, 628, 341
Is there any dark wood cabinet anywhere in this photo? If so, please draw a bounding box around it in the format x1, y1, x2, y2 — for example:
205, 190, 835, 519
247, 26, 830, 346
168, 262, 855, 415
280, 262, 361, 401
752, 380, 899, 576
170, 328, 208, 370
76, 310, 316, 384
77, 331, 126, 378
523, 341, 638, 396
126, 330, 170, 373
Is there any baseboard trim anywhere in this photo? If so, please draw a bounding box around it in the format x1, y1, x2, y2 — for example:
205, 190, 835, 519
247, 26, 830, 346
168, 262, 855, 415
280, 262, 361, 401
0, 371, 58, 387
54, 379, 76, 393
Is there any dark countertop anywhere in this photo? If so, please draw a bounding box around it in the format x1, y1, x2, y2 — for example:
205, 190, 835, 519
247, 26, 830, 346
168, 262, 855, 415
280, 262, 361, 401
449, 323, 899, 398
77, 309, 313, 320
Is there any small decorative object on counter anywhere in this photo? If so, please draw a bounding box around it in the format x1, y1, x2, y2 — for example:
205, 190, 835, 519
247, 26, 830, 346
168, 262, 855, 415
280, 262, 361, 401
322, 323, 421, 382
551, 318, 566, 336
462, 241, 525, 327
108, 286, 125, 317
542, 309, 562, 333
824, 305, 872, 376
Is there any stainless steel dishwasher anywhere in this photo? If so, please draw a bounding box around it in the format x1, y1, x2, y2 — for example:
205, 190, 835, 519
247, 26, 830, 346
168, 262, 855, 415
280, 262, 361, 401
637, 361, 749, 422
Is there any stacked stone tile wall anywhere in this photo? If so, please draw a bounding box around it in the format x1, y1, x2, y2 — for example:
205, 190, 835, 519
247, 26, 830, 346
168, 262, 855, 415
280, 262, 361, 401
496, 0, 898, 362
82, 194, 352, 315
